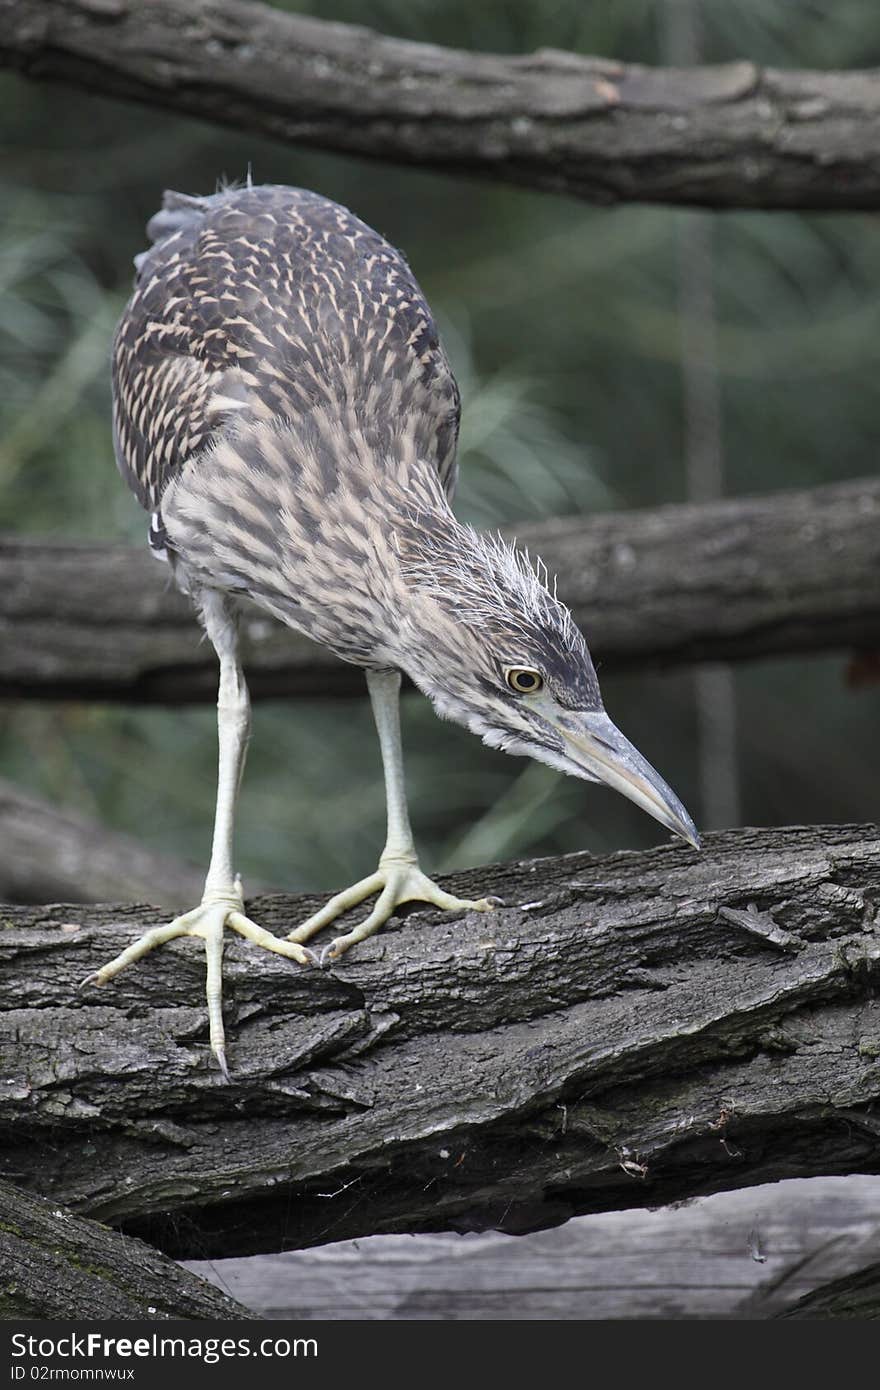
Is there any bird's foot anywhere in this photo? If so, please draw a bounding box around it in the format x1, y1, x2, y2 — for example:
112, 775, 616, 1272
80, 878, 314, 1079
287, 853, 500, 965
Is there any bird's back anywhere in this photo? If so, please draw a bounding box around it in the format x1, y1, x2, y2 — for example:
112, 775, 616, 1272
113, 183, 461, 558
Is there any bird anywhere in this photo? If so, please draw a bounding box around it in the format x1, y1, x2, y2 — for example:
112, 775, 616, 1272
86, 181, 699, 1078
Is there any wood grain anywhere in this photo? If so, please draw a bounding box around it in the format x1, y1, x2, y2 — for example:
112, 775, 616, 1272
183, 1176, 880, 1320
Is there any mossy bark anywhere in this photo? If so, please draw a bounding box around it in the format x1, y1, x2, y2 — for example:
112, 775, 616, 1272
0, 1179, 253, 1320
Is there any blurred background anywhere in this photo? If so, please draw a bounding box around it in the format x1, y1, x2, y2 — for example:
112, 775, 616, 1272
1, 0, 878, 902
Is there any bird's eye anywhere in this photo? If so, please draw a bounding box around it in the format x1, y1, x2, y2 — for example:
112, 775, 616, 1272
505, 667, 544, 694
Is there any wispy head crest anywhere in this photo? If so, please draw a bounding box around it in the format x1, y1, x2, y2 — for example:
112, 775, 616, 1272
398, 512, 581, 657
216, 168, 255, 194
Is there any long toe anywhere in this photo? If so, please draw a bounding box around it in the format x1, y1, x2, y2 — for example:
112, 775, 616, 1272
81, 893, 313, 1075
294, 859, 500, 964
286, 872, 386, 946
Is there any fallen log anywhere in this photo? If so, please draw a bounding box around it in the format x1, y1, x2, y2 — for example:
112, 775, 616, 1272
1, 823, 879, 1261
183, 1176, 880, 1321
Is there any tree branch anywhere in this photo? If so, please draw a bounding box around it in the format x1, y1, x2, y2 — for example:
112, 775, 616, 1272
4, 1, 880, 210
0, 1178, 254, 1319
2, 823, 879, 1260
3, 477, 879, 703
0, 777, 207, 908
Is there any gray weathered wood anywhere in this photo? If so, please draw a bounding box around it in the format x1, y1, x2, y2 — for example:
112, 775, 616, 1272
3, 477, 879, 702
5, 1, 880, 211
183, 1175, 880, 1320
2, 823, 880, 1261
0, 1178, 254, 1320
0, 777, 206, 908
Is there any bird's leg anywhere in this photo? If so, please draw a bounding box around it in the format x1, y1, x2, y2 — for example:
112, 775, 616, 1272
288, 668, 498, 963
81, 590, 311, 1077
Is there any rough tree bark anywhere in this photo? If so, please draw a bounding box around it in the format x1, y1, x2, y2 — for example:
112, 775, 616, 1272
0, 1178, 253, 1320
3, 476, 878, 702
781, 1260, 880, 1319
2, 824, 879, 1262
3, 0, 880, 211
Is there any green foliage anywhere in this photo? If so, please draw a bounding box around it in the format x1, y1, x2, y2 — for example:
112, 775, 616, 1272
1, 1, 877, 895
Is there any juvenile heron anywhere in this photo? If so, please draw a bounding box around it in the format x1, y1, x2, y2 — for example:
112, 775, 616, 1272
88, 183, 699, 1076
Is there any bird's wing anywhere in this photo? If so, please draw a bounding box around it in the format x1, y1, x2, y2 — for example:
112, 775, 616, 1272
113, 185, 461, 539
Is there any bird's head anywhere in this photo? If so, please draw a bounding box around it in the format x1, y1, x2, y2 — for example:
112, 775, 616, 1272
394, 517, 700, 849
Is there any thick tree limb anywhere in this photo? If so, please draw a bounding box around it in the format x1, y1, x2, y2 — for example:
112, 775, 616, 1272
0, 777, 206, 908
4, 0, 880, 210
2, 823, 879, 1260
3, 477, 879, 702
0, 1178, 254, 1319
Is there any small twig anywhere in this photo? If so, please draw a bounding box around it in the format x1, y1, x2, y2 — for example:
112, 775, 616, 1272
718, 902, 801, 952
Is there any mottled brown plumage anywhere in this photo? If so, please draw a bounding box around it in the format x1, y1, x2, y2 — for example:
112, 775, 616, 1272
96, 181, 698, 1075
113, 185, 458, 545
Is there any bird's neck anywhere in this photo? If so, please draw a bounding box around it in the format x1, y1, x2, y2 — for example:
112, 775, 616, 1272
227, 440, 466, 671
374, 481, 494, 669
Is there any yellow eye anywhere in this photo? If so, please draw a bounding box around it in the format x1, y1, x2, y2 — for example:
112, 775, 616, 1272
505, 667, 544, 694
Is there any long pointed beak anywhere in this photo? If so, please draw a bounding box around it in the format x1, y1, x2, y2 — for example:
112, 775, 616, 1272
552, 710, 701, 849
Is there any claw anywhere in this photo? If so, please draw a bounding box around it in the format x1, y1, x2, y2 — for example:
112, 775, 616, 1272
80, 890, 312, 1076
289, 860, 498, 962
215, 1045, 231, 1085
